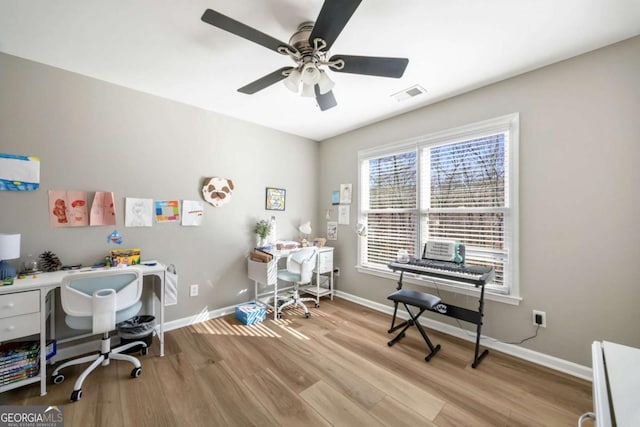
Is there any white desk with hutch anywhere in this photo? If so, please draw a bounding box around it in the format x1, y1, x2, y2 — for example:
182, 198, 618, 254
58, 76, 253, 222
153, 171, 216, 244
248, 246, 334, 319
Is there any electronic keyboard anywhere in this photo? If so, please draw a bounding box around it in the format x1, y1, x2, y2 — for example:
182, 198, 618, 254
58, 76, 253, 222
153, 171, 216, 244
388, 258, 494, 287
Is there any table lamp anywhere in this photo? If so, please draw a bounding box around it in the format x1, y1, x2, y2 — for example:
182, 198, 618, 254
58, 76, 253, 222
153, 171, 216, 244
298, 221, 312, 246
0, 233, 21, 280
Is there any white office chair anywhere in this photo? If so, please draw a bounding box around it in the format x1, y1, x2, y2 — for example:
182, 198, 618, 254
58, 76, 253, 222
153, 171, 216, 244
50, 268, 148, 402
276, 247, 318, 319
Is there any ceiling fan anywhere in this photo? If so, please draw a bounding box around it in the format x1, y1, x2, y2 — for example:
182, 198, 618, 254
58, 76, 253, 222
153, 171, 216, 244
201, 0, 409, 111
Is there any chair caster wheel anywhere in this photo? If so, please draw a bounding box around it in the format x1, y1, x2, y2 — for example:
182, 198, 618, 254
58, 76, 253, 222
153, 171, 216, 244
140, 347, 149, 356
276, 313, 282, 319
305, 312, 310, 319
70, 389, 82, 401
51, 374, 64, 385
131, 367, 142, 378
315, 303, 320, 308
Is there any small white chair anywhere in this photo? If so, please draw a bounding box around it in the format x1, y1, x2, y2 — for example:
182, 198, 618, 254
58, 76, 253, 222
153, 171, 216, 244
50, 268, 148, 402
276, 247, 318, 318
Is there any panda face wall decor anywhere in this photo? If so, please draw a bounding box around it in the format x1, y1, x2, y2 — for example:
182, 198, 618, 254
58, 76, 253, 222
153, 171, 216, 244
202, 177, 234, 207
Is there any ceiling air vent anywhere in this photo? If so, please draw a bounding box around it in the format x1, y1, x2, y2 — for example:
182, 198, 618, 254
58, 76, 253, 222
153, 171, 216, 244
391, 85, 426, 102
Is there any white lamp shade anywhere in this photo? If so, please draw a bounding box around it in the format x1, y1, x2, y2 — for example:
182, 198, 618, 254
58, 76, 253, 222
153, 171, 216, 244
298, 221, 312, 235
283, 68, 301, 93
301, 63, 320, 85
316, 71, 335, 95
0, 233, 20, 260
301, 83, 316, 98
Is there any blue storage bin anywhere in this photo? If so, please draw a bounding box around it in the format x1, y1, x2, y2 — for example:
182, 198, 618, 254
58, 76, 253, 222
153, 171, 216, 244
235, 302, 266, 325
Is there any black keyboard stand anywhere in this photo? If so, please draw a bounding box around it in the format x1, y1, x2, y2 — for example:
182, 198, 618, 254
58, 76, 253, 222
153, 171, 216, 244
387, 271, 490, 368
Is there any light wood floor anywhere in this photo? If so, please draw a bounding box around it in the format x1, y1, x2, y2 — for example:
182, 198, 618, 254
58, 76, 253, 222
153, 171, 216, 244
1, 298, 592, 426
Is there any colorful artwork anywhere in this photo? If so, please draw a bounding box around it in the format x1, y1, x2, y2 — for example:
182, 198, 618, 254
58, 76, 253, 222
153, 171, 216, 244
155, 200, 180, 222
265, 187, 286, 211
0, 153, 40, 191
332, 191, 340, 205
90, 192, 116, 226
48, 190, 89, 227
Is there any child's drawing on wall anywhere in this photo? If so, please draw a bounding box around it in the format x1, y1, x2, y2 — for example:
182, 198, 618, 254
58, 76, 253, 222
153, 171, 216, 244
48, 190, 89, 227
90, 191, 116, 226
125, 197, 153, 227
68, 191, 89, 226
51, 196, 68, 225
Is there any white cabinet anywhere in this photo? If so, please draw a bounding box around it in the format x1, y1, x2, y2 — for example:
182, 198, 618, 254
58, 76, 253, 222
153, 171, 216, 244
0, 290, 43, 394
303, 247, 334, 301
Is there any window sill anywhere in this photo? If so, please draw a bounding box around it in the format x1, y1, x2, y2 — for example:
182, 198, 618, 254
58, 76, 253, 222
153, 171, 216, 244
355, 265, 522, 306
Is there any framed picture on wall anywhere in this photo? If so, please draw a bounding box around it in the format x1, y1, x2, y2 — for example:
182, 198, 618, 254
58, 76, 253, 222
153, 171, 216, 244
265, 187, 286, 211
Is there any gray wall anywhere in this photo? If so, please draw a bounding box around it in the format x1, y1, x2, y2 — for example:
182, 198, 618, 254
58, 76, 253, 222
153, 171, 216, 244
1, 36, 639, 366
319, 36, 640, 366
0, 53, 318, 337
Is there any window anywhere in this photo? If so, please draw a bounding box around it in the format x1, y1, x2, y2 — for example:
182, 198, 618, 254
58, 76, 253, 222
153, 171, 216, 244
358, 114, 519, 296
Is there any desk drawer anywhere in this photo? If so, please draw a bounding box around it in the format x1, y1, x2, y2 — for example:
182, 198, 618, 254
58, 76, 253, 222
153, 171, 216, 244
0, 312, 40, 341
0, 291, 40, 319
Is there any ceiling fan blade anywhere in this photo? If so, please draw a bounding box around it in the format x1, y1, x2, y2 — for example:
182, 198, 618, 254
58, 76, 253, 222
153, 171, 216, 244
315, 85, 337, 111
201, 9, 294, 54
329, 55, 409, 78
309, 0, 362, 51
238, 67, 293, 94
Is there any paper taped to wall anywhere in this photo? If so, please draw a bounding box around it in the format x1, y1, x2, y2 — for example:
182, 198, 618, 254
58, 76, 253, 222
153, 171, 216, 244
0, 153, 40, 191
165, 264, 178, 306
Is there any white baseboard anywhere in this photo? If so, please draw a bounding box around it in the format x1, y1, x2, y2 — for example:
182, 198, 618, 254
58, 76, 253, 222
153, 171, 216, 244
335, 290, 591, 381
53, 294, 591, 381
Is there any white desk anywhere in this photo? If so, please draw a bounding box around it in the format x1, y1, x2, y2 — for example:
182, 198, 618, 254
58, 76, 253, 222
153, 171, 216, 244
0, 263, 166, 396
248, 246, 334, 320
583, 341, 640, 426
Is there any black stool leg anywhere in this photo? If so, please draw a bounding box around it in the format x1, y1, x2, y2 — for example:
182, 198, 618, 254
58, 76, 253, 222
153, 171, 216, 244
402, 304, 441, 362
387, 317, 413, 346
388, 301, 410, 333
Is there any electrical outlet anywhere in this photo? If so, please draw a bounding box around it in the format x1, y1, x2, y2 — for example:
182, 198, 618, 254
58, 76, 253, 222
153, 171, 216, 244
533, 310, 546, 328
190, 284, 199, 297
334, 267, 340, 277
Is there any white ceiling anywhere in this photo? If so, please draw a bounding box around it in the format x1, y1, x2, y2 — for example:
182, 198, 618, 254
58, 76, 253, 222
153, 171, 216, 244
1, 1, 639, 141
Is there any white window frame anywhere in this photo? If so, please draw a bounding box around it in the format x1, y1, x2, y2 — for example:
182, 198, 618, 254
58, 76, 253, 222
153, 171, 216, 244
357, 113, 520, 303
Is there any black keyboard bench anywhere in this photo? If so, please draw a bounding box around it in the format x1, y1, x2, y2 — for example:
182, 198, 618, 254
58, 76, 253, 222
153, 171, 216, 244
387, 289, 442, 362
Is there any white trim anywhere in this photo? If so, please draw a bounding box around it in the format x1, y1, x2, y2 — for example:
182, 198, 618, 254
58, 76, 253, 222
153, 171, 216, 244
54, 294, 590, 381
358, 113, 519, 159
358, 113, 520, 297
335, 290, 590, 381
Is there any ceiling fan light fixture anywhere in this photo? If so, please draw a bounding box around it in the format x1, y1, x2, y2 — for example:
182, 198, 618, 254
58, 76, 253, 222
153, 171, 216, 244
316, 70, 335, 95
300, 62, 321, 85
301, 82, 316, 98
283, 68, 301, 93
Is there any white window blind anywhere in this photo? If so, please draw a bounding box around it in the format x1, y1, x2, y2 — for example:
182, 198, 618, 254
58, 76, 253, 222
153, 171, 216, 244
358, 114, 518, 295
361, 151, 417, 266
